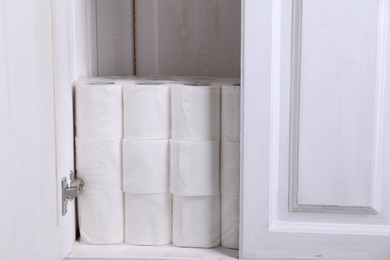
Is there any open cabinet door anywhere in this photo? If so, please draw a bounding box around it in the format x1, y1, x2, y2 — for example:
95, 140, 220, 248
241, 0, 390, 259
0, 0, 76, 259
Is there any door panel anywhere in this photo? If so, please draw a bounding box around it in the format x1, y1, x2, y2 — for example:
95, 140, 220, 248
241, 0, 390, 258
0, 0, 77, 259
296, 0, 380, 209
298, 0, 384, 207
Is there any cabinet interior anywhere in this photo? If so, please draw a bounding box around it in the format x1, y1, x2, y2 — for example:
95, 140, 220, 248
68, 1, 241, 259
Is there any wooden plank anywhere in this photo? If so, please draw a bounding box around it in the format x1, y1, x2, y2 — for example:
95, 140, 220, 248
1, 0, 58, 258
0, 0, 79, 258
295, 0, 380, 209
96, 0, 134, 76
135, 0, 240, 77
135, 0, 158, 75
65, 242, 238, 259
72, 0, 98, 78
241, 0, 390, 258
0, 1, 14, 258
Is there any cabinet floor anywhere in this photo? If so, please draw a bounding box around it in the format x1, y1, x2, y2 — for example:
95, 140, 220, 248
65, 241, 239, 260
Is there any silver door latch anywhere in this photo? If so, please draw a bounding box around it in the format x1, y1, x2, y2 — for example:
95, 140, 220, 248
62, 171, 84, 216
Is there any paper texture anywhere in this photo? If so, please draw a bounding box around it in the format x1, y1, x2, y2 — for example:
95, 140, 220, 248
123, 84, 170, 139
221, 85, 240, 141
125, 193, 171, 245
172, 194, 221, 248
75, 138, 122, 174
122, 139, 169, 193
170, 139, 220, 196
78, 191, 124, 244
76, 171, 122, 192
221, 141, 240, 195
221, 194, 239, 249
75, 82, 122, 139
171, 84, 220, 141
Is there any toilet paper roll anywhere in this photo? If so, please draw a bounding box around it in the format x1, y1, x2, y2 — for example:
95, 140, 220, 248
123, 83, 170, 139
172, 194, 221, 248
123, 139, 169, 193
75, 81, 122, 139
221, 194, 239, 249
171, 84, 220, 141
221, 85, 240, 141
125, 193, 171, 245
78, 191, 124, 244
146, 75, 176, 82
75, 138, 122, 174
170, 139, 220, 196
109, 76, 140, 83
221, 141, 240, 195
173, 77, 218, 85
76, 171, 122, 191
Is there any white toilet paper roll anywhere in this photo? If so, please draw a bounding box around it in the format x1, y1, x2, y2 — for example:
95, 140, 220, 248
221, 194, 239, 249
221, 141, 240, 195
125, 193, 171, 245
123, 83, 170, 139
170, 139, 220, 196
76, 138, 122, 174
171, 84, 220, 141
109, 76, 140, 84
76, 171, 122, 191
75, 81, 122, 139
172, 194, 221, 248
221, 85, 240, 141
78, 191, 124, 244
122, 139, 169, 193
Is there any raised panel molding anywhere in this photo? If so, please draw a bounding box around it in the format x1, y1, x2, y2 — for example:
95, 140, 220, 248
285, 0, 389, 214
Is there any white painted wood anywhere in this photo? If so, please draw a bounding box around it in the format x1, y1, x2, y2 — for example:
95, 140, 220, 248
135, 0, 240, 77
72, 0, 98, 78
96, 0, 134, 77
0, 2, 14, 259
134, 0, 158, 75
0, 0, 57, 259
65, 242, 238, 260
51, 0, 78, 256
0, 0, 80, 258
295, 0, 380, 209
241, 0, 390, 259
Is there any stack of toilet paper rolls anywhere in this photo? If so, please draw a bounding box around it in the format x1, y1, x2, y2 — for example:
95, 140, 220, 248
75, 80, 124, 244
122, 82, 171, 245
171, 82, 221, 248
221, 82, 240, 249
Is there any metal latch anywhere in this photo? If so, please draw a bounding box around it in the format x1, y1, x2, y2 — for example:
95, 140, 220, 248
62, 171, 84, 216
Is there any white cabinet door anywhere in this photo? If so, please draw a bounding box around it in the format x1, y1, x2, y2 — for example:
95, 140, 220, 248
0, 1, 76, 259
241, 0, 390, 259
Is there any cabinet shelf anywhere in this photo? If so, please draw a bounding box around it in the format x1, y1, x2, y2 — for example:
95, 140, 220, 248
66, 241, 239, 260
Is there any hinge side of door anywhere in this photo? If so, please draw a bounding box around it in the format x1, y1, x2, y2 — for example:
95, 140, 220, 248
62, 171, 84, 216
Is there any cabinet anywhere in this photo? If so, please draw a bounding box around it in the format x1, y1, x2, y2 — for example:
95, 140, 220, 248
241, 0, 390, 259
1, 0, 390, 259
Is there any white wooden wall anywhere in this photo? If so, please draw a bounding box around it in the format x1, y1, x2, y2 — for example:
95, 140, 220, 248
96, 0, 134, 76
135, 0, 241, 77
94, 0, 240, 77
